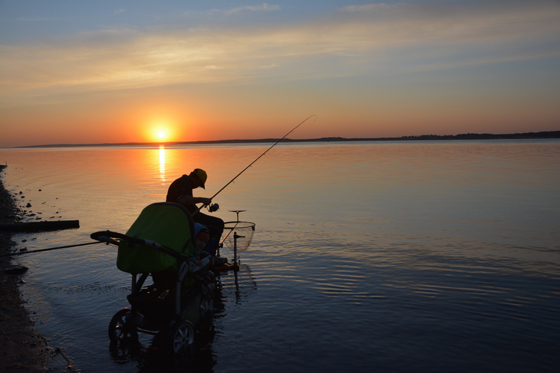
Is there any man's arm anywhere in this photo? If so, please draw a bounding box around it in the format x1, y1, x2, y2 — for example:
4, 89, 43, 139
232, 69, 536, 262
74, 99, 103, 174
177, 195, 212, 206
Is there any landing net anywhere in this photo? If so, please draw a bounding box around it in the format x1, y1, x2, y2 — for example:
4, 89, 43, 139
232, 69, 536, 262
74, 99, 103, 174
222, 221, 255, 253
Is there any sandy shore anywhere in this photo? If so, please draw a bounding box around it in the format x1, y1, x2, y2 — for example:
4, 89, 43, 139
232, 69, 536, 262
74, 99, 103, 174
0, 165, 72, 372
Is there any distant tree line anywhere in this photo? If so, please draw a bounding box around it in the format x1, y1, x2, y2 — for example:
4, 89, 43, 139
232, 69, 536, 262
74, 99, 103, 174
398, 131, 560, 141
18, 131, 560, 148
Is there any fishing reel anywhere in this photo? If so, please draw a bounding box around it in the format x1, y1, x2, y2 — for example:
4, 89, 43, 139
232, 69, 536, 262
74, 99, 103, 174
208, 203, 220, 213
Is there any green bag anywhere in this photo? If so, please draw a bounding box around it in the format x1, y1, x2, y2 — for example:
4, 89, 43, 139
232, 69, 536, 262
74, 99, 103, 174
116, 202, 195, 274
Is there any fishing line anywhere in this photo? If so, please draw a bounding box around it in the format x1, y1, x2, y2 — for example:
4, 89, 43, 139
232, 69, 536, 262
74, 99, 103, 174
0, 241, 102, 257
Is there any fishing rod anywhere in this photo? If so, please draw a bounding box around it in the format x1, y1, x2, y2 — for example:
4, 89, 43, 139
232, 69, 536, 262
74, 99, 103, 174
0, 241, 102, 257
196, 114, 316, 215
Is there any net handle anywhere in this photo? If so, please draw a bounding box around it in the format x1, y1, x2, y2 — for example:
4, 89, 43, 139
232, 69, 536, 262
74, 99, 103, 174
220, 221, 239, 245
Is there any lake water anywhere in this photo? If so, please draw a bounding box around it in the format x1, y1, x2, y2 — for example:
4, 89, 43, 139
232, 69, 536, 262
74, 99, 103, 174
1, 140, 559, 372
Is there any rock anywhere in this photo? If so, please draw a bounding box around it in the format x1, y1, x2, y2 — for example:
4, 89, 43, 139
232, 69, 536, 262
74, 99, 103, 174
0, 220, 80, 232
4, 265, 29, 275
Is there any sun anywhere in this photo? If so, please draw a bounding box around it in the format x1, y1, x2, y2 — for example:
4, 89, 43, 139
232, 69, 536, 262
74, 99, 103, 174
144, 119, 177, 143
151, 126, 172, 142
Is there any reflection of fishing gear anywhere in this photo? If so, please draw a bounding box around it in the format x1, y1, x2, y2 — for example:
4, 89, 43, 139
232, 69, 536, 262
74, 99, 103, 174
0, 241, 102, 257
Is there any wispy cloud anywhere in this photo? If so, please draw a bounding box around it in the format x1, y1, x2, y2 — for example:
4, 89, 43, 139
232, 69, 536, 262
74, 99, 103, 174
1, 0, 559, 98
186, 3, 280, 18
224, 3, 280, 15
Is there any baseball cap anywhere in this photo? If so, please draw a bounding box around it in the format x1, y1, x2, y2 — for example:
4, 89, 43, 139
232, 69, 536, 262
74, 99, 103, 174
193, 168, 207, 189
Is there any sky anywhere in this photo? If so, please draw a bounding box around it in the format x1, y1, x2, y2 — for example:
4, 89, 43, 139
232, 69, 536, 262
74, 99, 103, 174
1, 0, 559, 147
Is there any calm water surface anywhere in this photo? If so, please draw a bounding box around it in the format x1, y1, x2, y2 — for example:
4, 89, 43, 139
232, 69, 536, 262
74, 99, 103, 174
1, 140, 559, 372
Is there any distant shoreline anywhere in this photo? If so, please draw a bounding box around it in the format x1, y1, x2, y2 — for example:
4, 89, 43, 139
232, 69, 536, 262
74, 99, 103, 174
13, 130, 560, 149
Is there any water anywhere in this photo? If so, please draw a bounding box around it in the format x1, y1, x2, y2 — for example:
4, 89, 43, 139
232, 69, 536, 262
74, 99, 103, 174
1, 140, 559, 372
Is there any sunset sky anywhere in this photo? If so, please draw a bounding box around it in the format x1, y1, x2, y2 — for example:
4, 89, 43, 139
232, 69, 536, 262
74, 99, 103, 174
1, 0, 559, 147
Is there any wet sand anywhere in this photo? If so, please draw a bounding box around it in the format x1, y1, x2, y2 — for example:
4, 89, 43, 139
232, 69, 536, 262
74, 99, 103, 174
0, 165, 70, 372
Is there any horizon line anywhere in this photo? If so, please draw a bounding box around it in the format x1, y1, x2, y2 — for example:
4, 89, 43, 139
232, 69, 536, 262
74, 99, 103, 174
7, 130, 560, 149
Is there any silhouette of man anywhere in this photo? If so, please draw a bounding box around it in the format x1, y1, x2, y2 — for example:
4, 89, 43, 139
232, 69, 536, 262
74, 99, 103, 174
166, 169, 224, 253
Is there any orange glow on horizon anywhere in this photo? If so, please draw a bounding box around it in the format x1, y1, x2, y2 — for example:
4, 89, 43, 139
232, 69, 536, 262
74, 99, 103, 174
140, 119, 182, 143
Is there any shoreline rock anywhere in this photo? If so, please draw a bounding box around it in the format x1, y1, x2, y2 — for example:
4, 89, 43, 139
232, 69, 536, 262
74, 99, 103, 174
0, 167, 56, 372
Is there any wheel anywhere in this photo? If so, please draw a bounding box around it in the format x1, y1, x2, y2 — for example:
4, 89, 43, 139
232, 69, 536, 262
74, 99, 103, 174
168, 320, 194, 355
200, 295, 214, 319
198, 294, 214, 330
199, 280, 215, 322
108, 308, 138, 343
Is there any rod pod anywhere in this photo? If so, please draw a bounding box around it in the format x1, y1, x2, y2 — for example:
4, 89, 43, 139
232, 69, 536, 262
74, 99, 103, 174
233, 231, 245, 269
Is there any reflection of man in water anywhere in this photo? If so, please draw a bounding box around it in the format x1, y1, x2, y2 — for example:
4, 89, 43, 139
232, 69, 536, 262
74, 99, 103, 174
166, 168, 224, 253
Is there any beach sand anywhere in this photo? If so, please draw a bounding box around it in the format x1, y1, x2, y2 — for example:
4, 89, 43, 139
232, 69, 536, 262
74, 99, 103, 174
0, 165, 72, 372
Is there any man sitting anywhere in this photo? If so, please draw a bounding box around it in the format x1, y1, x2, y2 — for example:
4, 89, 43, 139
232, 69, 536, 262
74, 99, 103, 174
166, 168, 224, 254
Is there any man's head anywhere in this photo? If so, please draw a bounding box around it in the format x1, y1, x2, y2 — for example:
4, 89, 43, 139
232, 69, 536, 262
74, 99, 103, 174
190, 168, 207, 189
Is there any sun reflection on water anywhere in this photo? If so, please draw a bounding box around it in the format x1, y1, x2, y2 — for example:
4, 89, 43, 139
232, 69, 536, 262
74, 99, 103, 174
159, 145, 166, 184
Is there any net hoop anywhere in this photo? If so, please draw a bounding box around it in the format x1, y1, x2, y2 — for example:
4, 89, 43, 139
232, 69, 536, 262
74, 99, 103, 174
223, 221, 255, 230
222, 221, 255, 253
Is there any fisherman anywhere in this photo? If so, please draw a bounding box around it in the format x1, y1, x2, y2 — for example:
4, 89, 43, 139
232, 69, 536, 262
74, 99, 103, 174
166, 169, 224, 254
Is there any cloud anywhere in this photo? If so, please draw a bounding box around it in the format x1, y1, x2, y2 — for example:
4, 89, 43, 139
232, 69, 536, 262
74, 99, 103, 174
186, 3, 280, 18
336, 1, 560, 44
224, 3, 280, 15
113, 9, 125, 15
1, 0, 559, 99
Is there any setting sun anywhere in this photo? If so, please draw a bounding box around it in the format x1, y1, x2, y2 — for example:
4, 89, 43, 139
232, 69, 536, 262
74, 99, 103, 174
146, 123, 177, 143
151, 128, 169, 142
